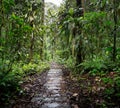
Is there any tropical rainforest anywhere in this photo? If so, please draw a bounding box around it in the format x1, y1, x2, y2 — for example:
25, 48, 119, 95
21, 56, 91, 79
0, 0, 120, 107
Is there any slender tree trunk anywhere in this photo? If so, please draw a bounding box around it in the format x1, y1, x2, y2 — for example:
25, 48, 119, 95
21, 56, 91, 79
76, 0, 84, 65
40, 0, 45, 60
113, 0, 117, 61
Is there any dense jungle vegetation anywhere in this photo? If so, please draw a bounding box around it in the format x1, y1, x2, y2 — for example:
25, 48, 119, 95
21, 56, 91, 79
0, 0, 120, 107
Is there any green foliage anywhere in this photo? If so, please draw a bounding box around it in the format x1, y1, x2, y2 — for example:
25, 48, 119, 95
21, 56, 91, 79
104, 88, 115, 98
102, 77, 114, 85
22, 62, 38, 75
0, 61, 21, 103
3, 0, 14, 14
101, 74, 120, 105
57, 0, 120, 107
65, 56, 75, 68
22, 61, 49, 75
80, 58, 107, 74
1, 0, 120, 107
114, 76, 120, 88
68, 8, 74, 16
0, 60, 49, 104
0, 0, 49, 106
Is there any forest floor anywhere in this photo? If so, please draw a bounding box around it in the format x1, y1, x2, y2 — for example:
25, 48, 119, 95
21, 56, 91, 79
6, 62, 120, 108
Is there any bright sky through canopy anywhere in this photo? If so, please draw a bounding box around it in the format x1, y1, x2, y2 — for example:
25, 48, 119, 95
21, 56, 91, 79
45, 0, 63, 6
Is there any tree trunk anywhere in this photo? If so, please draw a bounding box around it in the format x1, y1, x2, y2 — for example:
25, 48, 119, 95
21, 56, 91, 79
113, 0, 117, 61
75, 0, 84, 65
40, 0, 45, 60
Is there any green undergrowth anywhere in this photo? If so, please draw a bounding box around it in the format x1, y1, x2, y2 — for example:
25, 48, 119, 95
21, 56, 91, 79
0, 60, 50, 105
74, 59, 120, 107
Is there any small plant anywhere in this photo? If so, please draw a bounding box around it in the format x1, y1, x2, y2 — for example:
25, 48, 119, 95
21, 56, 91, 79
22, 63, 37, 75
102, 77, 113, 85
80, 58, 107, 75
89, 69, 98, 76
